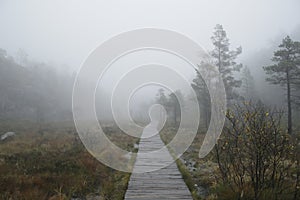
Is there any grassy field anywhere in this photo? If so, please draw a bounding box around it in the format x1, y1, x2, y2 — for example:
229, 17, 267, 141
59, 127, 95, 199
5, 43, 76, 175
1, 121, 298, 200
0, 121, 139, 200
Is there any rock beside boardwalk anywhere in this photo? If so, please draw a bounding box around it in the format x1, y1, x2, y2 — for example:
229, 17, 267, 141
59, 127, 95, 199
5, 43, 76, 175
0, 132, 15, 141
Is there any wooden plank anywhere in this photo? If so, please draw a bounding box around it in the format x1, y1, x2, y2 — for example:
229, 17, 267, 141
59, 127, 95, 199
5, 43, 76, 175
124, 125, 192, 200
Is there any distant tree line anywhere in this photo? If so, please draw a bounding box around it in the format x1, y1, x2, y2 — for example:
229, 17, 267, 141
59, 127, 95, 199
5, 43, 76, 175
155, 88, 184, 126
0, 49, 75, 122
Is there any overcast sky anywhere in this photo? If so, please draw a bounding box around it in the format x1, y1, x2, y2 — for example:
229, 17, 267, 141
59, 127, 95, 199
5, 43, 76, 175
0, 0, 300, 71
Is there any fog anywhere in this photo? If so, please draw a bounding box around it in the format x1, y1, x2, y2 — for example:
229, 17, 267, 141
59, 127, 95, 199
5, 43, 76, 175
0, 0, 300, 122
2, 2, 300, 198
1, 0, 300, 69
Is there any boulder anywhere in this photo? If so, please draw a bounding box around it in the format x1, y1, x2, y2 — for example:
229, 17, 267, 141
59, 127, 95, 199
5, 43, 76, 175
1, 132, 15, 141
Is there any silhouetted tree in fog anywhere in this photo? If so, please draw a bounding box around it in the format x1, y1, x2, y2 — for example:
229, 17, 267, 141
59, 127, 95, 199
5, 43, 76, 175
211, 24, 243, 103
263, 36, 300, 134
156, 88, 168, 122
241, 66, 256, 100
168, 90, 184, 125
192, 62, 215, 129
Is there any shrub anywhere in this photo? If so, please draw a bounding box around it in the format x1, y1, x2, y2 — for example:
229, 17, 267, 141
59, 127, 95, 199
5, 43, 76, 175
214, 102, 299, 200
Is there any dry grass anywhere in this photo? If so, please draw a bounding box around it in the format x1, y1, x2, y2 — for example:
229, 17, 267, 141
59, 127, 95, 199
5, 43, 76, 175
0, 121, 138, 200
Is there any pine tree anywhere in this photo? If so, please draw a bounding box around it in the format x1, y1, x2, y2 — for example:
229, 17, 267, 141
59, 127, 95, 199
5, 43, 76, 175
241, 66, 256, 100
168, 90, 184, 125
155, 88, 169, 122
211, 24, 242, 102
192, 62, 216, 129
263, 36, 300, 134
156, 88, 168, 106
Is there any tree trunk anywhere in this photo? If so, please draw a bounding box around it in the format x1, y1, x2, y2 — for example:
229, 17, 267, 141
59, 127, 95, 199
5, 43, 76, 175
286, 68, 293, 134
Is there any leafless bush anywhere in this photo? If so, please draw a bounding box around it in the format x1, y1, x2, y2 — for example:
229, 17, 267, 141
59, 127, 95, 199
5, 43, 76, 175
215, 102, 299, 200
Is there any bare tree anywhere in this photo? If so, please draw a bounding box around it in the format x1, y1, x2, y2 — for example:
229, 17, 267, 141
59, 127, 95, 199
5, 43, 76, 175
215, 102, 297, 199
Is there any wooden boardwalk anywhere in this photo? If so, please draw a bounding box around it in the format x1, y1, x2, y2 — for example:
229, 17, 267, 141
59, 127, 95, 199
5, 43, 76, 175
124, 123, 192, 200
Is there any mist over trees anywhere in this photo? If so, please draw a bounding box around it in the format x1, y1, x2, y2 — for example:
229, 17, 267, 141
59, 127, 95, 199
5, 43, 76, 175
242, 26, 300, 108
191, 24, 245, 130
0, 1, 300, 199
240, 66, 256, 101
155, 88, 184, 126
152, 25, 300, 141
191, 63, 212, 130
178, 25, 300, 199
263, 36, 300, 134
210, 24, 243, 103
154, 27, 300, 199
0, 49, 74, 122
0, 19, 299, 200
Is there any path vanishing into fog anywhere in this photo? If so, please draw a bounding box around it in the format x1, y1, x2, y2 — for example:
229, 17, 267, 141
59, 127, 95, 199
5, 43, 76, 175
124, 122, 192, 200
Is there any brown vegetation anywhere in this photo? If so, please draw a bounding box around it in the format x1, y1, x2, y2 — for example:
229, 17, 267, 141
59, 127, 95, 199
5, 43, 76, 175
0, 121, 138, 200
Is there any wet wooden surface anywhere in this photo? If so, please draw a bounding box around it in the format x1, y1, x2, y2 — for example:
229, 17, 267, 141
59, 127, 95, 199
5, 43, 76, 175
124, 124, 192, 200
